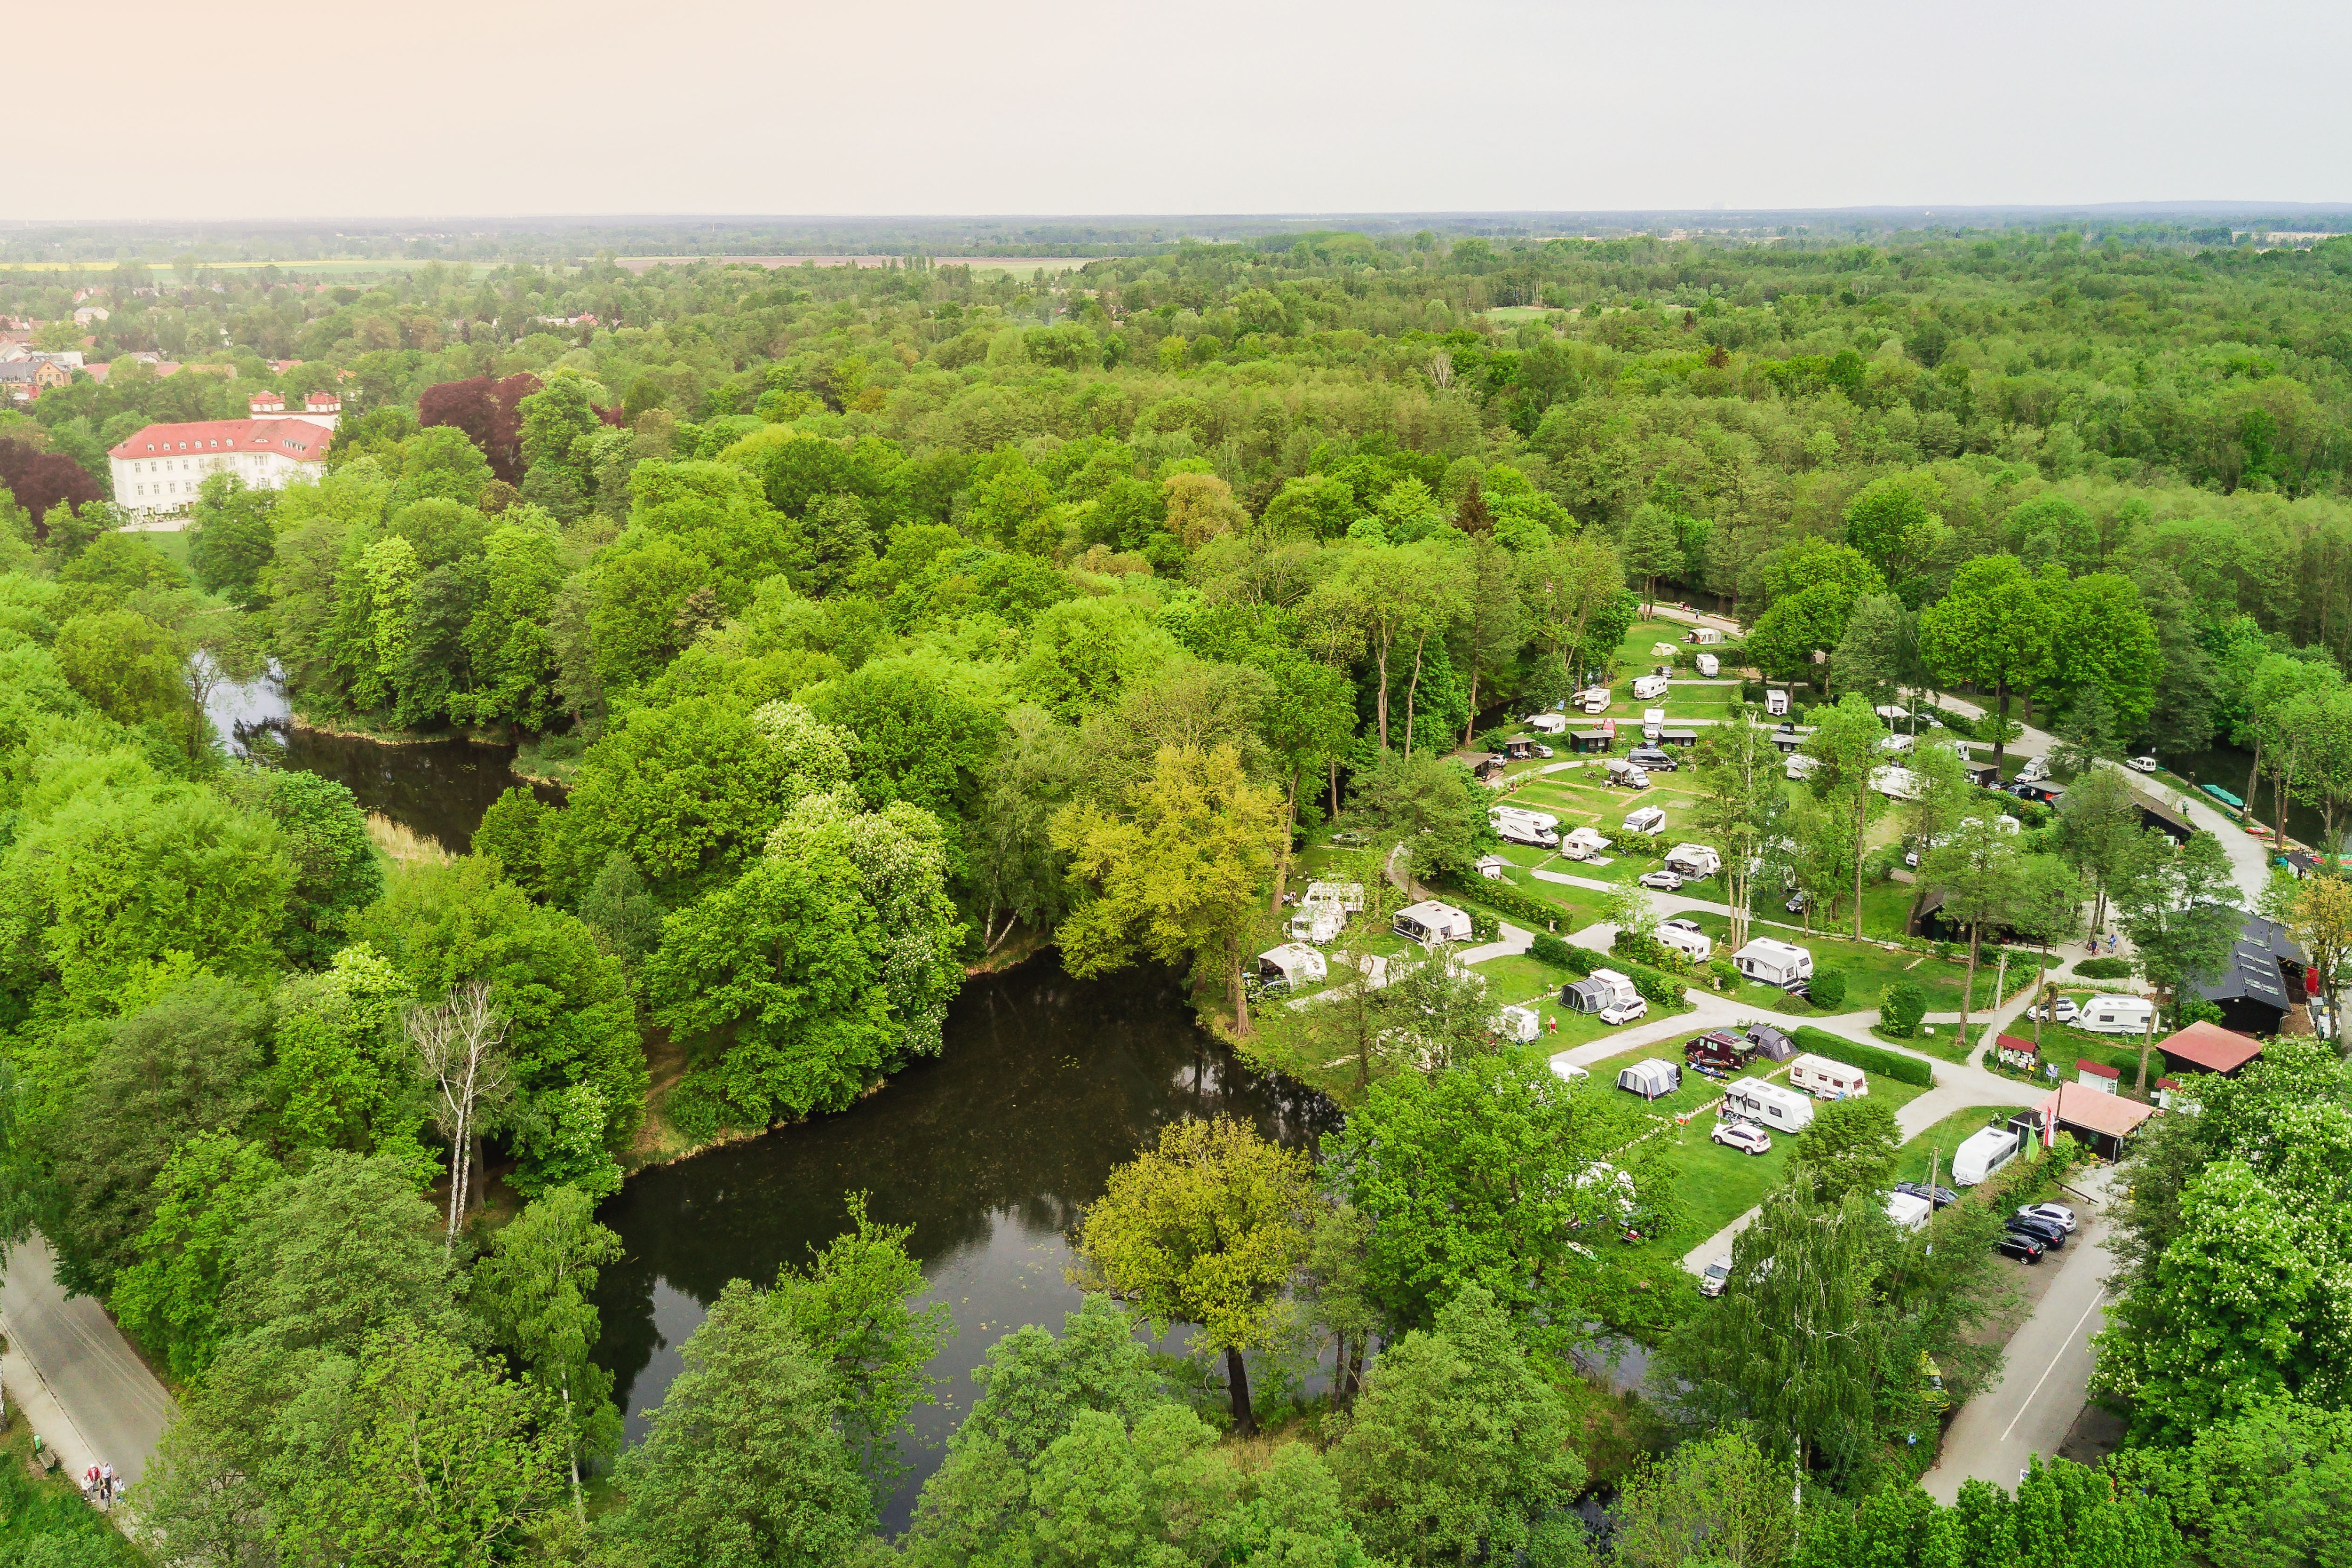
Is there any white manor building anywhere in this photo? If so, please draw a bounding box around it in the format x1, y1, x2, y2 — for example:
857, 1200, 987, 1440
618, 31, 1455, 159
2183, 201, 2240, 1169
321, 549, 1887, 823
109, 412, 336, 517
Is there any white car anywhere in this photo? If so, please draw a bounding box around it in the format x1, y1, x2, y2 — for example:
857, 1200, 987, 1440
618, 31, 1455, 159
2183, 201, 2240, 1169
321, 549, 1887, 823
1712, 1121, 1772, 1155
1638, 870, 1685, 891
1699, 1256, 1733, 1298
2029, 996, 2081, 1024
1598, 997, 1650, 1027
2127, 756, 2158, 773
2017, 1202, 2078, 1233
1661, 917, 1705, 937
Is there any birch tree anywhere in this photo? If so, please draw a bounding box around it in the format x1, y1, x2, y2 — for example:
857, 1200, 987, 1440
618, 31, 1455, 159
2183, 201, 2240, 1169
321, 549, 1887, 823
407, 981, 511, 1250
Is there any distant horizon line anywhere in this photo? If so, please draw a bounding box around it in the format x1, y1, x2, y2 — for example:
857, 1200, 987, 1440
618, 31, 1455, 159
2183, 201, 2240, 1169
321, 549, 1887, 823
4, 201, 2352, 229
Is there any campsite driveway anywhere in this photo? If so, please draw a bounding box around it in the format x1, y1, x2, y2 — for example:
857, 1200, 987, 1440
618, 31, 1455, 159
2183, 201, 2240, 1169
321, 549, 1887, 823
1921, 1168, 2117, 1501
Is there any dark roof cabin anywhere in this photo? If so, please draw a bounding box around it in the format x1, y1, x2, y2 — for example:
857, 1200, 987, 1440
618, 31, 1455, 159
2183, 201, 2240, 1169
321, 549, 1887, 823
1910, 885, 2024, 945
2193, 912, 2306, 1036
2131, 789, 2195, 845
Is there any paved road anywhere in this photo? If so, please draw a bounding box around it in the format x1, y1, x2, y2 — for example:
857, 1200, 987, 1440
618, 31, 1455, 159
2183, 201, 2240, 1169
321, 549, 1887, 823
1921, 1168, 2117, 1501
0, 1235, 175, 1489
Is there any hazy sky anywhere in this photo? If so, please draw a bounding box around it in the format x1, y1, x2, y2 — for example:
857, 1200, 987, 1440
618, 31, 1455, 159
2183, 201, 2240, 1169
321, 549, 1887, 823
19, 0, 2350, 220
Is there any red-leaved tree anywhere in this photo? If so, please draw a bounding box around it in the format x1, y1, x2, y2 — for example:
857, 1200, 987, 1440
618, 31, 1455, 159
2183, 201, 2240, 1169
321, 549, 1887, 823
416, 372, 540, 483
0, 438, 102, 540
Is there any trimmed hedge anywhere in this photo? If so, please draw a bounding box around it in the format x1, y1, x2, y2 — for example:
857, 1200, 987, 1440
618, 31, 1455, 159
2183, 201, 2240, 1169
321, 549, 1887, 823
1434, 875, 1558, 931
2074, 956, 2134, 980
1790, 1026, 1935, 1088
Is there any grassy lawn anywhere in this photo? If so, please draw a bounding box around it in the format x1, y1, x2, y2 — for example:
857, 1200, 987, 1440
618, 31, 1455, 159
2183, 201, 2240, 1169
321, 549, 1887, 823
1895, 1105, 2017, 1185
1578, 1046, 1933, 1254
1459, 952, 1691, 1049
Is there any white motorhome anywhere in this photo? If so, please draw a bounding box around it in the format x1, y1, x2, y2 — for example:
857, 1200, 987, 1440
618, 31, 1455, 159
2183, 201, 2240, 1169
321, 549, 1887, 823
1694, 652, 1720, 677
1578, 688, 1612, 715
1721, 1076, 1814, 1133
1490, 805, 1561, 848
1393, 900, 1473, 947
1655, 923, 1712, 963
1789, 1053, 1868, 1100
1525, 711, 1568, 734
2077, 994, 2156, 1035
1623, 805, 1667, 836
1951, 1125, 2024, 1186
1884, 1191, 1932, 1233
1632, 673, 1671, 701
1643, 707, 1666, 740
1560, 826, 1613, 860
1257, 943, 1328, 991
1766, 688, 1790, 716
1663, 843, 1720, 879
1732, 938, 1813, 987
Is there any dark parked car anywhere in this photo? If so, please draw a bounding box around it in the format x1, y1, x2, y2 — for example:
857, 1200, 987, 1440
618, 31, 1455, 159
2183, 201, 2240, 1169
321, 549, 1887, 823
1995, 1232, 2047, 1263
1896, 1181, 1960, 1210
2004, 1214, 2067, 1249
1628, 747, 1678, 771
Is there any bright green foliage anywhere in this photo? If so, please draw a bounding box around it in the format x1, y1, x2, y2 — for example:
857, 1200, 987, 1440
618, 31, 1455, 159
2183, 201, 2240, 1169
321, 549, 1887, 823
597, 1278, 877, 1568
114, 1133, 285, 1381
1327, 1285, 1586, 1567
1015, 595, 1183, 720
1071, 1117, 1316, 1436
805, 650, 1007, 820
268, 942, 419, 1160
1797, 1460, 2175, 1568
1612, 1430, 1797, 1568
356, 856, 646, 1190
469, 1184, 625, 1519
1347, 748, 1487, 879
51, 608, 188, 734
768, 1194, 954, 1495
1327, 1054, 1666, 1353
226, 765, 382, 965
188, 473, 279, 607
2106, 1397, 2352, 1568
1918, 556, 2056, 761
1786, 1097, 1901, 1203
40, 973, 270, 1297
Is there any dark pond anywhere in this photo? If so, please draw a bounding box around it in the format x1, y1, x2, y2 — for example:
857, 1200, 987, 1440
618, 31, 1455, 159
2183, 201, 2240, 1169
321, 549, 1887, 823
2155, 739, 2336, 852
203, 662, 560, 854
199, 677, 1340, 1529
588, 960, 1338, 1528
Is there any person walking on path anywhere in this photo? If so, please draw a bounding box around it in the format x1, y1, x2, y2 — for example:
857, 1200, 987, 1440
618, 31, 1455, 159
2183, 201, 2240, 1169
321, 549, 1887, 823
99, 1462, 114, 1506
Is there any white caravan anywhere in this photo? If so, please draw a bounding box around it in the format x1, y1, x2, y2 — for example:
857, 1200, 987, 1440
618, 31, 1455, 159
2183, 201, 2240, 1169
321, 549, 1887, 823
1731, 938, 1813, 987
1951, 1125, 2023, 1186
2076, 994, 2156, 1035
1632, 673, 1671, 701
1721, 1076, 1814, 1133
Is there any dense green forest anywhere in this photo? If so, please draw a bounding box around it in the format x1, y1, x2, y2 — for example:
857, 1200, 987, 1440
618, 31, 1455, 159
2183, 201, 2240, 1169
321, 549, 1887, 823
2, 224, 2350, 1565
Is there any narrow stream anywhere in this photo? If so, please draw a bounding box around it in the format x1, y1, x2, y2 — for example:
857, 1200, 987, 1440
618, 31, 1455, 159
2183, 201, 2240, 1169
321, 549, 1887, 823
200, 670, 1339, 1528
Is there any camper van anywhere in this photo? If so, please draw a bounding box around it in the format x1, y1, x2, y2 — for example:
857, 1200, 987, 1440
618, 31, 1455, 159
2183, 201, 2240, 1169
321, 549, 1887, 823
2076, 994, 2156, 1035
1578, 688, 1612, 715
1632, 673, 1671, 701
1558, 825, 1613, 860
1604, 759, 1653, 790
1490, 805, 1559, 849
1789, 1053, 1869, 1100
1951, 1125, 2024, 1186
1490, 1004, 1541, 1044
1257, 944, 1328, 992
1766, 688, 1790, 716
1654, 918, 1713, 963
1723, 1076, 1816, 1133
1694, 652, 1720, 677
1663, 844, 1720, 879
1732, 938, 1813, 987
1623, 805, 1667, 836
1524, 711, 1568, 734
1393, 900, 1473, 947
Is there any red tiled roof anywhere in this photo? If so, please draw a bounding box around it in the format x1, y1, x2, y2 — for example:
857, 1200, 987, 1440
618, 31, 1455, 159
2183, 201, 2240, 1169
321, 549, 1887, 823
2039, 1082, 2156, 1140
108, 417, 334, 461
2076, 1058, 2121, 1079
2158, 1020, 2264, 1075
